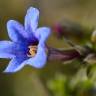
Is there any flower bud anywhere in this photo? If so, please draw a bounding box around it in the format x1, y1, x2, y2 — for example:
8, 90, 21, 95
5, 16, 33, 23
53, 20, 84, 40
84, 54, 96, 65
91, 30, 96, 43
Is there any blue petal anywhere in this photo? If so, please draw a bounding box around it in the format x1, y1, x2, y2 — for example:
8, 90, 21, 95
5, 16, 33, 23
25, 7, 39, 33
0, 41, 16, 58
7, 20, 28, 43
4, 56, 27, 73
0, 53, 14, 59
0, 41, 27, 59
35, 27, 51, 42
22, 43, 47, 68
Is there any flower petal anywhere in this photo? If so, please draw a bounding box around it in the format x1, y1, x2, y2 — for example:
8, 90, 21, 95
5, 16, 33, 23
25, 7, 39, 32
0, 41, 17, 58
23, 43, 47, 68
35, 27, 51, 42
0, 41, 27, 59
4, 56, 27, 73
7, 20, 29, 43
0, 53, 14, 59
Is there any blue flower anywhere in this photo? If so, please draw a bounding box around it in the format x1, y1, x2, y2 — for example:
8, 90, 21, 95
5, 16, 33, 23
0, 7, 51, 73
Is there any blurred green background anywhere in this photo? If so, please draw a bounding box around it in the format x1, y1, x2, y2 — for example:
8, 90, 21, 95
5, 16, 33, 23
1, 0, 96, 96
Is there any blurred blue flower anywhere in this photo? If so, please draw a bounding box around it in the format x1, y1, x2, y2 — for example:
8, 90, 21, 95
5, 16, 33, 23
0, 7, 51, 73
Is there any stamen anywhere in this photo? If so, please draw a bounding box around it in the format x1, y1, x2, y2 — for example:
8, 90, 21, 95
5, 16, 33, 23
27, 45, 37, 57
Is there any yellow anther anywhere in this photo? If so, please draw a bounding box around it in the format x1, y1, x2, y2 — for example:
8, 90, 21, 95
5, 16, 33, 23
27, 45, 49, 57
28, 45, 37, 57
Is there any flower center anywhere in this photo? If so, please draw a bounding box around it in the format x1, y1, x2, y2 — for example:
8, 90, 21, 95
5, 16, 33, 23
27, 45, 37, 57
